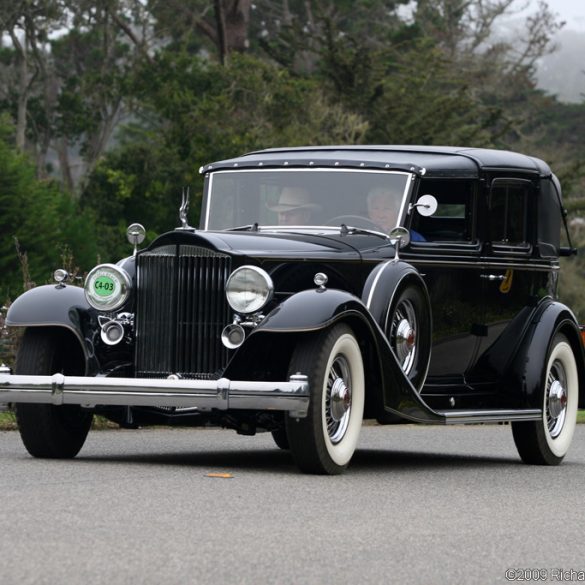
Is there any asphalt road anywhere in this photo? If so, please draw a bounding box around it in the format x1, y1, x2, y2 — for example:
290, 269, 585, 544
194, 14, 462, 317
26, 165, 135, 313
1, 424, 584, 585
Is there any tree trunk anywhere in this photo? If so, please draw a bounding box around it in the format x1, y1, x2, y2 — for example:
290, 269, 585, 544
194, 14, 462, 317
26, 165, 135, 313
83, 101, 123, 180
214, 0, 229, 65
56, 138, 74, 193
224, 0, 251, 53
10, 30, 29, 151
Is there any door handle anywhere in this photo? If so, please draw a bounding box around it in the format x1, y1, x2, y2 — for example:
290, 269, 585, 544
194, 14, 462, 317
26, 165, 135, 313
480, 274, 505, 281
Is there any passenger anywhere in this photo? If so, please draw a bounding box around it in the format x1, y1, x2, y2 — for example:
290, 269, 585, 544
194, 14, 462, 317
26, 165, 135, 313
268, 187, 319, 226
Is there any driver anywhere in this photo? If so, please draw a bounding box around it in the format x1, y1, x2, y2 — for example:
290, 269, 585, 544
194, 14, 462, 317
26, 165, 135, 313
367, 186, 425, 241
366, 187, 401, 232
268, 187, 320, 226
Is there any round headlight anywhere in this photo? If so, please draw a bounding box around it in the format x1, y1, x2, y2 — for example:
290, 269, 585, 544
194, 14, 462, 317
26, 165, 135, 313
84, 264, 132, 311
226, 266, 273, 314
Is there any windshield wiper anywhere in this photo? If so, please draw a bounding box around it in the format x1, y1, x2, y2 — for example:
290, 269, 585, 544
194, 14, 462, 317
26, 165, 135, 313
227, 223, 259, 232
340, 224, 388, 239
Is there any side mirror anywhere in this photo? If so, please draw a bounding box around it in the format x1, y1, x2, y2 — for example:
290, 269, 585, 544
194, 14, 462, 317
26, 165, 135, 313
410, 194, 438, 217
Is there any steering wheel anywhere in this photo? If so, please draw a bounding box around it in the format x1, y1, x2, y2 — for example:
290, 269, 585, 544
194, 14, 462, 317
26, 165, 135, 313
325, 215, 384, 232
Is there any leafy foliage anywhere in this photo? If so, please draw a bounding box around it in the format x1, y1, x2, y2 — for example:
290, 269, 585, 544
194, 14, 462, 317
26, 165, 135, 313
81, 52, 368, 259
0, 0, 584, 297
0, 115, 97, 299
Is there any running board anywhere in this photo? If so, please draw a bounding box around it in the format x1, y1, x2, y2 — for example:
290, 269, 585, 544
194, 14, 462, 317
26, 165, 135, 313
437, 409, 542, 424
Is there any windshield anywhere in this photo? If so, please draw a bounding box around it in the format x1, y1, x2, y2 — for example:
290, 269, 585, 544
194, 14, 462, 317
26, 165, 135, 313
203, 169, 412, 232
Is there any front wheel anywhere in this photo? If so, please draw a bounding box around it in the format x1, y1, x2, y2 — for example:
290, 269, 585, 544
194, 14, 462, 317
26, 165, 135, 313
285, 324, 365, 475
512, 333, 579, 465
15, 329, 93, 459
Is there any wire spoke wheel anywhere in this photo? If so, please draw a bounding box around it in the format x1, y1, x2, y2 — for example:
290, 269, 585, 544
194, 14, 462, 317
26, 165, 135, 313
384, 282, 432, 392
512, 333, 578, 465
285, 324, 365, 475
325, 355, 352, 443
545, 361, 568, 439
390, 298, 418, 375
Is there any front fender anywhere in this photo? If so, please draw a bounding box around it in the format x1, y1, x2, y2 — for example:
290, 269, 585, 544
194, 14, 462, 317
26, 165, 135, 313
6, 285, 96, 369
508, 299, 584, 409
226, 288, 445, 423
362, 260, 428, 328
257, 288, 366, 333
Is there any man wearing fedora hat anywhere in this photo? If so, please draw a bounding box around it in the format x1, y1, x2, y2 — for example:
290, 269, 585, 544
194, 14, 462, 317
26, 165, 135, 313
269, 187, 320, 225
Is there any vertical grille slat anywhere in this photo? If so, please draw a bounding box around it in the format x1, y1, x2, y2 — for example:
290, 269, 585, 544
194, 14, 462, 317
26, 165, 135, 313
135, 245, 232, 379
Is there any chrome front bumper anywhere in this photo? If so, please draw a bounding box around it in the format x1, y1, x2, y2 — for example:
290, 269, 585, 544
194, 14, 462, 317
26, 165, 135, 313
0, 368, 310, 418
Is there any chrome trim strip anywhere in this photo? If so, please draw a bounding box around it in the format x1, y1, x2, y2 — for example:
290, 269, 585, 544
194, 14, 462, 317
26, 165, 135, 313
0, 373, 310, 418
439, 408, 542, 424
365, 261, 391, 309
401, 258, 558, 272
203, 168, 413, 230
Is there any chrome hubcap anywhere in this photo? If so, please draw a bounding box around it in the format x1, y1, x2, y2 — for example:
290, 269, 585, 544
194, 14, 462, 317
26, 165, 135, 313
546, 361, 567, 439
330, 378, 351, 421
392, 300, 417, 375
326, 356, 351, 444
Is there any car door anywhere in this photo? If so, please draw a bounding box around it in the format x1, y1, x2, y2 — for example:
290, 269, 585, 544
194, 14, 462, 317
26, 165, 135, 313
468, 177, 548, 393
403, 178, 484, 382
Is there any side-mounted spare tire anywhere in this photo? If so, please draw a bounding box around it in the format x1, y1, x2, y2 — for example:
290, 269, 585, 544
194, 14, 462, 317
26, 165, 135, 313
15, 328, 93, 459
384, 281, 432, 392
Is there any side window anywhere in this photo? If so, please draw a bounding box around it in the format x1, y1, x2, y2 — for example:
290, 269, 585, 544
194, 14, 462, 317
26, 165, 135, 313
488, 179, 531, 248
410, 180, 475, 242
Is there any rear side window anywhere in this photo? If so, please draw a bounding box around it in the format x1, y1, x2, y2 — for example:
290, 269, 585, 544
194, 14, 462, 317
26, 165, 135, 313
488, 179, 531, 248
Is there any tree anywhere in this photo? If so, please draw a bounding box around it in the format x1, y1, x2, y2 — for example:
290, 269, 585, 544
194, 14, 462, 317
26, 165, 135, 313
80, 51, 368, 259
0, 0, 67, 160
149, 0, 252, 63
0, 0, 159, 190
0, 114, 98, 299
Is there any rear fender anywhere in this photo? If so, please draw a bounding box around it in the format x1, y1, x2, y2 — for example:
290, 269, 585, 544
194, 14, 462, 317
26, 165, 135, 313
507, 300, 584, 409
6, 285, 97, 374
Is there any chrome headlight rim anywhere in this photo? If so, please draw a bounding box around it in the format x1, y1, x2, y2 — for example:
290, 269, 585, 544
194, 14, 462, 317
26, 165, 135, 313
226, 265, 274, 314
84, 263, 132, 312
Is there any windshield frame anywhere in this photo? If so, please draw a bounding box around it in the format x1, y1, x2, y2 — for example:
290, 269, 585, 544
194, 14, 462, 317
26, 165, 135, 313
201, 168, 415, 232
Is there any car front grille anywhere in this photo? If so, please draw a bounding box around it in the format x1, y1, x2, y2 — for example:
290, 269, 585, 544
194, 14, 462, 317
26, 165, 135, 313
135, 244, 232, 379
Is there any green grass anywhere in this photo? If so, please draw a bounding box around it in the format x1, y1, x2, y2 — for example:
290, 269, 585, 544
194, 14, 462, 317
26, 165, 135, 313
0, 410, 17, 430
0, 410, 117, 431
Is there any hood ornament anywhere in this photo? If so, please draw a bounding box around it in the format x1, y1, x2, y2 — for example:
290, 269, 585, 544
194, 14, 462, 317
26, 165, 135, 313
178, 187, 194, 231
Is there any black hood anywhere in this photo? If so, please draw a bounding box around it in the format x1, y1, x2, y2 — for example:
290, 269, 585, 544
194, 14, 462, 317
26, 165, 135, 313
144, 229, 390, 261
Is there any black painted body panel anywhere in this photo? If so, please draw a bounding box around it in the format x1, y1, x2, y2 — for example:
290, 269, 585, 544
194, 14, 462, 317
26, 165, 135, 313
6, 145, 583, 424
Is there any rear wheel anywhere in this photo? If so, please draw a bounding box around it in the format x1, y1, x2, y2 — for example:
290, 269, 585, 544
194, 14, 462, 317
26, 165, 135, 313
285, 324, 365, 475
15, 329, 92, 459
512, 333, 578, 465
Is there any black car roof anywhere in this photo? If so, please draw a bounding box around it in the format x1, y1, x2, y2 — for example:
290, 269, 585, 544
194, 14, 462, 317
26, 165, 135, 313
201, 145, 552, 179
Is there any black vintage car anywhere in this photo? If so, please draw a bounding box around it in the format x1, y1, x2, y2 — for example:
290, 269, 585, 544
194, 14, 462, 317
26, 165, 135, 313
1, 145, 583, 474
